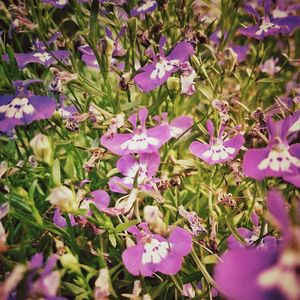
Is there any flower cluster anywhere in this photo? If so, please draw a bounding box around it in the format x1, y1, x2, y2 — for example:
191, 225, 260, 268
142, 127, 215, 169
0, 0, 300, 299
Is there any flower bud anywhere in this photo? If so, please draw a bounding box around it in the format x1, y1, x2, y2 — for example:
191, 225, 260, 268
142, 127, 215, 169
182, 283, 195, 298
47, 186, 78, 212
94, 268, 110, 300
60, 253, 80, 272
144, 206, 167, 235
167, 77, 180, 91
0, 161, 8, 178
30, 134, 52, 165
104, 36, 114, 64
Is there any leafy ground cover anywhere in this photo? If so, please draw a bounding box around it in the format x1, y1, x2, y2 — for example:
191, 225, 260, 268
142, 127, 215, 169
0, 0, 300, 299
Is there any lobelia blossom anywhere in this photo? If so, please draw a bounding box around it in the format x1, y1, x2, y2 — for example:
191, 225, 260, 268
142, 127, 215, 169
153, 112, 194, 139
227, 212, 277, 250
101, 108, 170, 155
0, 264, 27, 300
189, 120, 245, 165
122, 222, 192, 276
239, 0, 300, 40
26, 253, 66, 300
78, 27, 126, 69
242, 113, 300, 187
53, 190, 110, 227
209, 30, 249, 64
179, 62, 197, 96
0, 80, 57, 133
108, 152, 160, 194
133, 37, 195, 92
214, 189, 300, 300
230, 45, 249, 64
259, 57, 281, 76
3, 32, 69, 69
271, 0, 300, 19
130, 0, 158, 18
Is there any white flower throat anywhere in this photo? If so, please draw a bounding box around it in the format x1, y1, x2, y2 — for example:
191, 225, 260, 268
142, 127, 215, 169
0, 97, 35, 119
137, 0, 156, 12
258, 142, 300, 172
255, 19, 280, 35
203, 139, 235, 161
258, 249, 300, 300
142, 238, 169, 264
120, 128, 159, 151
123, 162, 149, 185
33, 52, 52, 63
150, 59, 179, 80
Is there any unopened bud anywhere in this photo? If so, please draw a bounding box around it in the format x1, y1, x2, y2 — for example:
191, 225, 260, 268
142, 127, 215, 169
60, 253, 80, 272
104, 37, 114, 64
94, 268, 110, 300
47, 186, 78, 212
167, 77, 180, 91
144, 206, 166, 235
30, 134, 52, 165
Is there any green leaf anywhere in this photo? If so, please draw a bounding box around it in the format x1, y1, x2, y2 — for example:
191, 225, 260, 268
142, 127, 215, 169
128, 18, 137, 45
106, 167, 119, 178
203, 255, 219, 265
109, 233, 117, 247
62, 282, 87, 296
52, 159, 61, 186
64, 153, 77, 178
29, 179, 38, 201
115, 219, 139, 233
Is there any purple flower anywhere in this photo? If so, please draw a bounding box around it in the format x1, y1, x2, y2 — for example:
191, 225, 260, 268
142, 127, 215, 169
133, 37, 195, 92
239, 1, 300, 40
53, 190, 110, 227
169, 115, 194, 139
78, 44, 99, 69
130, 0, 158, 17
53, 209, 77, 228
227, 213, 277, 250
26, 253, 66, 299
231, 45, 249, 64
210, 30, 248, 64
105, 26, 127, 57
214, 189, 300, 300
108, 152, 160, 194
179, 62, 197, 96
0, 80, 56, 132
3, 32, 69, 69
122, 223, 192, 276
242, 114, 300, 187
101, 108, 170, 155
189, 120, 244, 165
78, 27, 126, 69
259, 57, 281, 76
153, 113, 193, 139
42, 0, 68, 8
